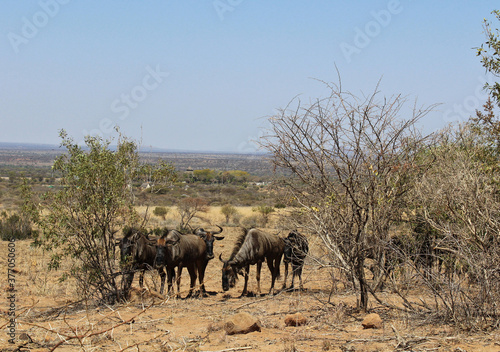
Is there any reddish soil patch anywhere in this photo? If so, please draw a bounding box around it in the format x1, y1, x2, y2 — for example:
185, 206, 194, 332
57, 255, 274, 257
1, 231, 499, 351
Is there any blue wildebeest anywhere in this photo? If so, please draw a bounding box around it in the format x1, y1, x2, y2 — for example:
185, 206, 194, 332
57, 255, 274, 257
283, 230, 309, 291
219, 228, 284, 296
193, 225, 224, 260
155, 226, 223, 297
116, 227, 166, 294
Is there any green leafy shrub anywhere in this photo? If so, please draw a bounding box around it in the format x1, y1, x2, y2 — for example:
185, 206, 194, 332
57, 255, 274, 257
220, 204, 238, 223
0, 212, 35, 241
153, 206, 169, 220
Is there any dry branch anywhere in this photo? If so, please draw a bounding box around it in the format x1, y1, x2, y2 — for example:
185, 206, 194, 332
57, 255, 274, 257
22, 302, 156, 351
201, 347, 253, 352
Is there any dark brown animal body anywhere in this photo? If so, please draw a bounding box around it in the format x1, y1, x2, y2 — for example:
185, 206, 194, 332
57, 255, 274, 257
117, 227, 166, 294
220, 228, 284, 296
155, 229, 210, 297
283, 230, 309, 290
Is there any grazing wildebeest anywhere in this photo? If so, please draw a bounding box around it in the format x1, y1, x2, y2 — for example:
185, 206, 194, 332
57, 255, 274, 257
283, 230, 309, 291
117, 227, 166, 294
219, 228, 284, 296
155, 228, 213, 297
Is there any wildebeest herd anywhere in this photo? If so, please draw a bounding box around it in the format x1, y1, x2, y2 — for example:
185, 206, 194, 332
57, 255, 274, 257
117, 226, 309, 298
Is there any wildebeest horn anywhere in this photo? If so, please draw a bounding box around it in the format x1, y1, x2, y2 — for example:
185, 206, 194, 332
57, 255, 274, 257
219, 253, 226, 263
193, 227, 204, 235
213, 225, 223, 235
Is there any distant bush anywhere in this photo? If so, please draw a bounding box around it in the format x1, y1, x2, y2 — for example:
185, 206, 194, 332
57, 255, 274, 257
228, 212, 242, 227
153, 206, 169, 220
252, 205, 275, 227
177, 197, 210, 231
220, 204, 238, 224
275, 203, 286, 209
0, 212, 35, 241
240, 214, 264, 228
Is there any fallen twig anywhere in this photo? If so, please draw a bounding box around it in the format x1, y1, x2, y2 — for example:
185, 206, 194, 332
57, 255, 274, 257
118, 331, 171, 352
200, 347, 253, 352
22, 302, 155, 351
391, 324, 407, 349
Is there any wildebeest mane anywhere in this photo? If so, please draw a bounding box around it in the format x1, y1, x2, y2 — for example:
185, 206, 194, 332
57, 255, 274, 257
229, 228, 249, 261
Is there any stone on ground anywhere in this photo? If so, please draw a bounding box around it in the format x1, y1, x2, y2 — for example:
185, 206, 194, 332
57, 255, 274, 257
224, 312, 262, 335
361, 313, 383, 329
285, 312, 308, 327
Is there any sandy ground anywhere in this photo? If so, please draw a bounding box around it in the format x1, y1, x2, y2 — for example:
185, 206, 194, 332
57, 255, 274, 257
1, 226, 500, 352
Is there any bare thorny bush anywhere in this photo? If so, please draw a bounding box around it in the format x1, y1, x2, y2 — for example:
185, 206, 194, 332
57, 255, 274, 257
414, 126, 500, 328
262, 80, 500, 328
261, 80, 436, 311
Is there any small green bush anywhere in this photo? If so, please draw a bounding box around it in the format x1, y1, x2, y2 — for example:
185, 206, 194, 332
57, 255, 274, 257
220, 204, 238, 223
0, 212, 35, 241
153, 206, 169, 220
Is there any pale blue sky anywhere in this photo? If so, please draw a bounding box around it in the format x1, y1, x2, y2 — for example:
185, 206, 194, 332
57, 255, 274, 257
0, 1, 498, 152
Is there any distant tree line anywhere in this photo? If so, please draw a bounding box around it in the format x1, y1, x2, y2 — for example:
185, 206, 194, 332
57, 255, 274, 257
184, 169, 250, 184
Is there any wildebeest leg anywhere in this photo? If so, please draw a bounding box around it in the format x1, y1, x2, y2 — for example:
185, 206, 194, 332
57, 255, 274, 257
290, 265, 297, 290
241, 265, 249, 297
296, 265, 304, 290
176, 266, 183, 298
158, 268, 166, 295
166, 267, 175, 295
186, 265, 197, 298
122, 272, 134, 296
139, 269, 145, 289
266, 260, 276, 295
269, 258, 281, 295
198, 262, 208, 297
282, 262, 289, 290
256, 261, 263, 296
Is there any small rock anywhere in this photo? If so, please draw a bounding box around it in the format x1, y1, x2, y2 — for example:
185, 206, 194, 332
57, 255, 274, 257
285, 312, 308, 327
19, 332, 33, 343
224, 312, 262, 335
361, 313, 383, 329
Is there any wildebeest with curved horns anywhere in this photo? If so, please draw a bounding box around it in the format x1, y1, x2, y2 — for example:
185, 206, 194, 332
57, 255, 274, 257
219, 228, 284, 296
192, 225, 224, 260
116, 227, 166, 294
283, 230, 309, 291
155, 226, 223, 297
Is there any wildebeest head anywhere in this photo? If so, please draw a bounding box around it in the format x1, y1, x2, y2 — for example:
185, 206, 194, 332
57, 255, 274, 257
116, 226, 142, 268
219, 254, 238, 291
194, 225, 224, 260
155, 229, 181, 268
